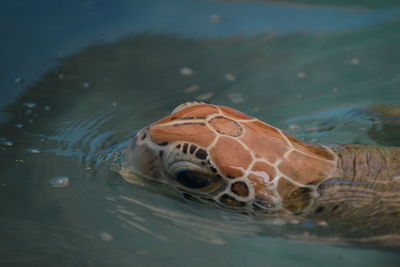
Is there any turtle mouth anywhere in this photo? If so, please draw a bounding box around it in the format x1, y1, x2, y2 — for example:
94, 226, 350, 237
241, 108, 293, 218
119, 166, 153, 185
121, 135, 166, 185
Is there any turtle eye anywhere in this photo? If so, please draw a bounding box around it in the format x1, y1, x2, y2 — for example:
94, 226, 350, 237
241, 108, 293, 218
176, 170, 214, 189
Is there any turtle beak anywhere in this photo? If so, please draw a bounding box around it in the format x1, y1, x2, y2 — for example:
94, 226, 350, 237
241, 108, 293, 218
120, 132, 162, 185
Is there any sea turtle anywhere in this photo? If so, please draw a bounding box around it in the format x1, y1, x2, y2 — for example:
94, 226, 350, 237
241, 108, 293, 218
119, 102, 400, 227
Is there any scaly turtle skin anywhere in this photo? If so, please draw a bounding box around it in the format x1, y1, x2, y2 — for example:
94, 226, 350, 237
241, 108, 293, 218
120, 102, 400, 222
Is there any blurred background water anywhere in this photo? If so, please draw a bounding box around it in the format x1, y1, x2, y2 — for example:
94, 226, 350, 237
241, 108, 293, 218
1, 0, 400, 266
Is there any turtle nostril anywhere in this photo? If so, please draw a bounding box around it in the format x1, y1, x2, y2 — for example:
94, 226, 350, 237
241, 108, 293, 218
140, 132, 147, 141
139, 129, 147, 141
136, 128, 149, 144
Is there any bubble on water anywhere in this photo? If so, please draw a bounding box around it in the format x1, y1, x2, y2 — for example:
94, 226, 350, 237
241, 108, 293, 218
49, 176, 71, 188
227, 93, 243, 103
100, 232, 114, 242
183, 85, 200, 93
44, 106, 51, 111
82, 81, 91, 88
296, 72, 306, 79
350, 58, 360, 65
180, 67, 193, 76
1, 139, 13, 146
195, 92, 214, 101
58, 73, 65, 80
23, 102, 36, 108
112, 101, 117, 108
15, 123, 23, 128
209, 14, 222, 24
332, 88, 339, 93
31, 149, 40, 154
225, 73, 236, 82
316, 221, 328, 227
15, 78, 24, 84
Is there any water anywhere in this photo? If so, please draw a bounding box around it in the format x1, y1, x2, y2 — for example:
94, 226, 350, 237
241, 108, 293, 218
1, 0, 400, 266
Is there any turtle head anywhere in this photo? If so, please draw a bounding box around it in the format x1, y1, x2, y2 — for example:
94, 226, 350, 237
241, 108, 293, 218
121, 102, 336, 214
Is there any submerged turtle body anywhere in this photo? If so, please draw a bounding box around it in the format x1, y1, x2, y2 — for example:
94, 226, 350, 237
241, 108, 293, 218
120, 102, 400, 228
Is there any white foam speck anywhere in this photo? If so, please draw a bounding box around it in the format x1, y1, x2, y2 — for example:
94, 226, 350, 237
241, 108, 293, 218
100, 232, 114, 242
183, 85, 200, 93
23, 102, 36, 108
82, 81, 91, 88
195, 92, 214, 101
350, 58, 360, 65
180, 67, 193, 76
209, 14, 222, 24
15, 78, 23, 84
49, 176, 71, 188
225, 73, 236, 82
296, 72, 306, 79
227, 93, 243, 103
1, 139, 13, 146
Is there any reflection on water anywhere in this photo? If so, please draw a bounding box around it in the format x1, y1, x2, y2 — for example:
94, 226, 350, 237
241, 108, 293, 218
1, 0, 400, 266
230, 0, 400, 9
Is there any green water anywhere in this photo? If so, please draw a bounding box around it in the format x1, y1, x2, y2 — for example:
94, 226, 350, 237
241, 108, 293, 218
1, 0, 400, 266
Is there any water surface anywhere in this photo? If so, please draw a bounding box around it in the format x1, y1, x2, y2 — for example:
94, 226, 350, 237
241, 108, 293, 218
1, 0, 400, 266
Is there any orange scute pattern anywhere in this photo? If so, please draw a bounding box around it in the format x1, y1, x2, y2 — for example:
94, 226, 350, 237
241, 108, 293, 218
220, 106, 254, 120
279, 150, 333, 184
149, 123, 216, 148
140, 102, 338, 214
240, 120, 289, 163
284, 133, 335, 161
250, 161, 276, 182
210, 136, 252, 178
209, 116, 243, 137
